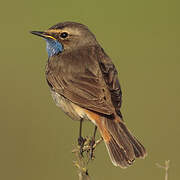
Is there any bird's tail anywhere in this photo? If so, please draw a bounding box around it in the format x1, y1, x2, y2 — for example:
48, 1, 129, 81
97, 116, 146, 168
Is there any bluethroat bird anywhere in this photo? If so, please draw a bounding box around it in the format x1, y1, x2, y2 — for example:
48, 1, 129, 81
31, 22, 146, 168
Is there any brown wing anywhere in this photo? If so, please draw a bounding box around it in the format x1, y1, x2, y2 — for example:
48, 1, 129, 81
46, 46, 115, 116
97, 48, 123, 118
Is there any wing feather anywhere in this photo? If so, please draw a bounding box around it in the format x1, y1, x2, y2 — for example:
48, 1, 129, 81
46, 46, 115, 115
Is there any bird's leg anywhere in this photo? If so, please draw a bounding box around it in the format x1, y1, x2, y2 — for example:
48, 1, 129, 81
78, 119, 86, 156
89, 125, 97, 159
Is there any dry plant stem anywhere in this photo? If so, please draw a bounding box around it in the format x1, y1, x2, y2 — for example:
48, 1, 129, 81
75, 150, 91, 180
78, 172, 90, 180
156, 160, 170, 180
73, 137, 103, 180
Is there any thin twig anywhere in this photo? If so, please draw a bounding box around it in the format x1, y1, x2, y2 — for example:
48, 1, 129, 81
156, 160, 170, 180
72, 137, 103, 180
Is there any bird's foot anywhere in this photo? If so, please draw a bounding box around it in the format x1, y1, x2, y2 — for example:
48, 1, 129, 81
89, 138, 95, 159
78, 136, 86, 156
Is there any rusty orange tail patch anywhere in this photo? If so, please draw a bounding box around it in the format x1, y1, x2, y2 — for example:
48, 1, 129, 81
83, 109, 111, 142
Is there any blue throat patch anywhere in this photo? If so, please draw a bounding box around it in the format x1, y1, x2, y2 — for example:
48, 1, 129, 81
46, 39, 63, 57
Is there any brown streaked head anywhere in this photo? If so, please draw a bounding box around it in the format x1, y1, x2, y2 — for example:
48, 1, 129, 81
31, 22, 98, 52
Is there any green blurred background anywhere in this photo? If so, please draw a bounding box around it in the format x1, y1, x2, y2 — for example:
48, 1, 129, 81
0, 0, 179, 179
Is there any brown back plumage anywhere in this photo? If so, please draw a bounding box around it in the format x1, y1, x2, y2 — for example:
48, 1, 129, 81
46, 45, 120, 116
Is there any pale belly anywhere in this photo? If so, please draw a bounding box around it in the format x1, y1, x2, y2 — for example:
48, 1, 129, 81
50, 90, 90, 121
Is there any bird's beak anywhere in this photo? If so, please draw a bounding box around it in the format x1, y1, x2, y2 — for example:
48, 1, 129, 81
30, 31, 56, 40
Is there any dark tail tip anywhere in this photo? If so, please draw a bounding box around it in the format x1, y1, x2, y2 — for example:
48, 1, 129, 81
105, 137, 135, 168
103, 118, 147, 167
119, 122, 147, 158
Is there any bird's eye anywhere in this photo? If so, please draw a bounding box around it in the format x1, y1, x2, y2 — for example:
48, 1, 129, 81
60, 32, 68, 38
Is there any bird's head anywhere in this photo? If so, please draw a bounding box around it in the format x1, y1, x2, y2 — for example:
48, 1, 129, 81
31, 22, 97, 57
